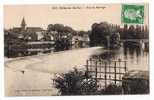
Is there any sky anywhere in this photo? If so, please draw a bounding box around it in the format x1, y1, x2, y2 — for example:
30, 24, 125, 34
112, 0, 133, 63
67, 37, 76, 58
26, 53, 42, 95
4, 4, 149, 31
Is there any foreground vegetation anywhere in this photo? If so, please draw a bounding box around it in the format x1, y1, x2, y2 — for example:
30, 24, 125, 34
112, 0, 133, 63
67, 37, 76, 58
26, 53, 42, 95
53, 68, 149, 95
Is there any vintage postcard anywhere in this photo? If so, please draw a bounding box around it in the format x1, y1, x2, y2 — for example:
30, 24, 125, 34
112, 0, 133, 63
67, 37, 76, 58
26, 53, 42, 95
4, 4, 149, 96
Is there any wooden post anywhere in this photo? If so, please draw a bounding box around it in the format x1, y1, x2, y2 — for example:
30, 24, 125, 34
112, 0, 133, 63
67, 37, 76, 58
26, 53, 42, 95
119, 59, 121, 80
124, 61, 127, 72
114, 61, 117, 84
99, 62, 101, 78
89, 58, 92, 72
109, 61, 111, 80
104, 62, 107, 88
95, 61, 98, 86
86, 60, 89, 79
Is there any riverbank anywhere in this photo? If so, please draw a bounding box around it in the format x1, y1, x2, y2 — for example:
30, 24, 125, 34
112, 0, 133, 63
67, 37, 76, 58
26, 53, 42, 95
5, 46, 103, 96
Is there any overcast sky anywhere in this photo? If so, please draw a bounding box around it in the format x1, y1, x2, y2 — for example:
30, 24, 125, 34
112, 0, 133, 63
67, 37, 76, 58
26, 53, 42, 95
4, 4, 149, 31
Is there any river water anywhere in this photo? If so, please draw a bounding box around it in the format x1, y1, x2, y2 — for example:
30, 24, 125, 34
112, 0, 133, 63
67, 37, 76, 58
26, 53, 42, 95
92, 46, 149, 71
5, 46, 149, 96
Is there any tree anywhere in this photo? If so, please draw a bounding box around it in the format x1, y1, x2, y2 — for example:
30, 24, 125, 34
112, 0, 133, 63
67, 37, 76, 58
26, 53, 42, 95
89, 22, 111, 47
54, 38, 71, 52
126, 25, 135, 39
47, 24, 75, 34
47, 24, 54, 32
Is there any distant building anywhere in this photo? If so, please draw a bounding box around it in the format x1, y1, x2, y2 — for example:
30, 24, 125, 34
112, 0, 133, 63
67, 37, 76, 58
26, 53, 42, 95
10, 17, 44, 41
4, 17, 55, 57
11, 17, 26, 33
72, 34, 89, 48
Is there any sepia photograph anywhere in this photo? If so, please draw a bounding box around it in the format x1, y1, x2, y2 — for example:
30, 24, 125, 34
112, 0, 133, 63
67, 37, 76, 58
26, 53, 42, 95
4, 4, 149, 96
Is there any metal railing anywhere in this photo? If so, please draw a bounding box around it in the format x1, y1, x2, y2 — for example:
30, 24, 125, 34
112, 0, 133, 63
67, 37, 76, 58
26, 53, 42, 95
85, 57, 127, 88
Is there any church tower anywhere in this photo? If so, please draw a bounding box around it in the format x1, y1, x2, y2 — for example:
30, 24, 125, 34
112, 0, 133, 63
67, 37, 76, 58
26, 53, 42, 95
21, 17, 26, 31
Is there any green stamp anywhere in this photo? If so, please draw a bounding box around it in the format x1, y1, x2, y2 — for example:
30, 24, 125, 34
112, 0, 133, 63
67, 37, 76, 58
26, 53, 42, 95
122, 4, 144, 24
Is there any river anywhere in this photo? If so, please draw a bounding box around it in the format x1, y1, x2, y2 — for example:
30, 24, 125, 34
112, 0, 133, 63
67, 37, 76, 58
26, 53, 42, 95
5, 45, 149, 96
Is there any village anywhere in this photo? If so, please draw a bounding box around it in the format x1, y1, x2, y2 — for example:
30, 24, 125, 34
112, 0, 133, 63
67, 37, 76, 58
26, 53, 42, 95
4, 18, 148, 58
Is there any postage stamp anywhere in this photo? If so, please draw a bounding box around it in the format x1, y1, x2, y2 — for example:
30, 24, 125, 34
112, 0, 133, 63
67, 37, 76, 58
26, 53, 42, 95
122, 4, 144, 24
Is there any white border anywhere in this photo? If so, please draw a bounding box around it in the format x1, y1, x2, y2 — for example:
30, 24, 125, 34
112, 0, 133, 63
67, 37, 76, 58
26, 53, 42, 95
0, 0, 153, 100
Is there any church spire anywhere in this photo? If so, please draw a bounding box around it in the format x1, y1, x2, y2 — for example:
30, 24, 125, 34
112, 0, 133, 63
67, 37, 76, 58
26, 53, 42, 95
21, 17, 26, 30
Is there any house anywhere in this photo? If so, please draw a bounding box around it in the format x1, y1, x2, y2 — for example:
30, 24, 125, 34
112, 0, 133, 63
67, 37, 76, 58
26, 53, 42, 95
72, 34, 89, 48
4, 17, 55, 57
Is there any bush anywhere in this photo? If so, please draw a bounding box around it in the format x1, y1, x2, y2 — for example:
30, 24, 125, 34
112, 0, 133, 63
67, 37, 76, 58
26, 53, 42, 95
122, 70, 149, 94
122, 78, 149, 94
100, 83, 123, 95
53, 68, 98, 95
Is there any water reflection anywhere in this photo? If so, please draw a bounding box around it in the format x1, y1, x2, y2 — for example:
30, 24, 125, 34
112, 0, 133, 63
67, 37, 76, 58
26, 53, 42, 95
91, 45, 149, 71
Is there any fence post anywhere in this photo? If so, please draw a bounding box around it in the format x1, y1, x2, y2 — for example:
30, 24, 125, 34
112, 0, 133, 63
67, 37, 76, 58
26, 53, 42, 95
114, 61, 117, 84
99, 61, 101, 78
124, 61, 127, 72
95, 61, 98, 86
118, 59, 121, 80
86, 60, 89, 80
90, 58, 92, 72
109, 61, 111, 80
104, 62, 107, 88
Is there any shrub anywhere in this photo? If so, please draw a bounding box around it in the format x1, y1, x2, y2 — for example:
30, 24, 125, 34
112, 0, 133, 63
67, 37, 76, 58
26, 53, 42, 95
122, 70, 149, 94
100, 83, 123, 95
53, 68, 98, 95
